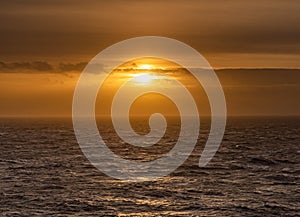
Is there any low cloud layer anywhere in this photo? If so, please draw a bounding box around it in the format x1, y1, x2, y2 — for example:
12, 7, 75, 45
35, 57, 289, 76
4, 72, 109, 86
0, 61, 53, 72
59, 62, 87, 72
0, 61, 89, 73
1, 60, 300, 75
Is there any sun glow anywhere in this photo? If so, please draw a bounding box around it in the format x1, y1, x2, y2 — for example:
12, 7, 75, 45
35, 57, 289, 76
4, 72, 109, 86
132, 73, 158, 85
138, 64, 153, 70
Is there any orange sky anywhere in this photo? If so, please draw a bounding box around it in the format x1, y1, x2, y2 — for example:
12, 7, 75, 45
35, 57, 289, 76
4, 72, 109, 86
0, 67, 299, 117
0, 0, 299, 117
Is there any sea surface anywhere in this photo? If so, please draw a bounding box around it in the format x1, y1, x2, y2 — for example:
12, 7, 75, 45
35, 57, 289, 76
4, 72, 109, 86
0, 117, 299, 216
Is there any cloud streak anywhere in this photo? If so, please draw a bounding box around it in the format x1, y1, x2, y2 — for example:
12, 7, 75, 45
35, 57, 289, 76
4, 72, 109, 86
59, 62, 87, 72
0, 61, 53, 72
1, 60, 300, 75
0, 60, 110, 75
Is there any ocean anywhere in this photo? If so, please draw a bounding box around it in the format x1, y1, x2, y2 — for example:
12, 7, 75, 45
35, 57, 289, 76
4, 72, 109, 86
0, 117, 299, 216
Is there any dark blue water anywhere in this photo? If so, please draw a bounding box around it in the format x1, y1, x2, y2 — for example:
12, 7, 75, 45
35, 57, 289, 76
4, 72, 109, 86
0, 117, 299, 216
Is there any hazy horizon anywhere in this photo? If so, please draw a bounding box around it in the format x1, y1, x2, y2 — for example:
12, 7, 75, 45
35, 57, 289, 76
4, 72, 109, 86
1, 68, 299, 117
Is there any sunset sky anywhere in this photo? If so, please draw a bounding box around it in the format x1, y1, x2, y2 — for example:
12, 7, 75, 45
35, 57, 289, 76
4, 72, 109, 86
0, 0, 299, 117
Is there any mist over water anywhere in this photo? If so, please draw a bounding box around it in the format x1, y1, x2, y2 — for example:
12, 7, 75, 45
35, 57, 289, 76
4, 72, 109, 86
0, 117, 299, 216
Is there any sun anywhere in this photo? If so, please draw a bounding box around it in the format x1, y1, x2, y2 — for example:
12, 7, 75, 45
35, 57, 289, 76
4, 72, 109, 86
132, 73, 158, 85
138, 64, 153, 70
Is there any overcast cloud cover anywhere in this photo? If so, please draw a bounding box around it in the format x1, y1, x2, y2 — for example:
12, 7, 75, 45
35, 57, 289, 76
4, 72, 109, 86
0, 0, 299, 68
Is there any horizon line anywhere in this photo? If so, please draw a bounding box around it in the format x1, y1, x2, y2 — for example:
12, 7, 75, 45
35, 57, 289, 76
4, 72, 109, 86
1, 114, 300, 119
